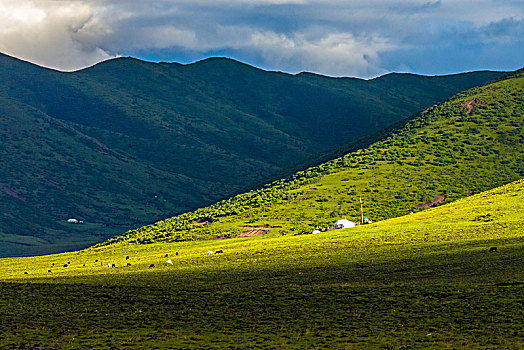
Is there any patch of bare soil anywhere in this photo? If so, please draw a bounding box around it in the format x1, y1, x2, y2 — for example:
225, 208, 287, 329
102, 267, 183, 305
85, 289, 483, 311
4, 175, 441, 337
43, 179, 62, 189
210, 230, 268, 240
211, 224, 281, 240
462, 98, 476, 115
194, 221, 210, 226
292, 188, 317, 203
414, 193, 447, 208
237, 224, 282, 237
238, 224, 281, 229
2, 184, 26, 202
236, 229, 269, 237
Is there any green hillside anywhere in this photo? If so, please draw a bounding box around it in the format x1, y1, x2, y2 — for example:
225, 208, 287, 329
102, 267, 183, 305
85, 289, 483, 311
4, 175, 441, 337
112, 68, 524, 245
0, 52, 504, 257
1, 178, 522, 348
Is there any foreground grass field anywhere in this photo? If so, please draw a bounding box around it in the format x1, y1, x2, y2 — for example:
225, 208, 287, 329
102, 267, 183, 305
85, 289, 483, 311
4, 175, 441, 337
0, 180, 523, 349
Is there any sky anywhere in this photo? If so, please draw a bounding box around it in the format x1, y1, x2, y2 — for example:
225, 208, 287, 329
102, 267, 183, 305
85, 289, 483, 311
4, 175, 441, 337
0, 0, 523, 78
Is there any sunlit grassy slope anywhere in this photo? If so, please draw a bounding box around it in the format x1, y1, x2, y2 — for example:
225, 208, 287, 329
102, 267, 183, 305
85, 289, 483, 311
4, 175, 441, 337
2, 179, 523, 279
0, 179, 522, 348
109, 68, 524, 245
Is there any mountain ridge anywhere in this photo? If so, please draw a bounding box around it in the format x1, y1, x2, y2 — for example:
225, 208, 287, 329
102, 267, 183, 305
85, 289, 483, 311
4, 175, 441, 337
0, 51, 507, 257
106, 68, 523, 245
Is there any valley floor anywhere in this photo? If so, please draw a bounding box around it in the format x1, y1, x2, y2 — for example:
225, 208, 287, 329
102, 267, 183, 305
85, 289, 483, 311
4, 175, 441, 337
0, 180, 523, 349
1, 239, 524, 349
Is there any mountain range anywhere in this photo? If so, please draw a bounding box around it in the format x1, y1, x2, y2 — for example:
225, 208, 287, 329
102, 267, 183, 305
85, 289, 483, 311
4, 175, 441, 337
0, 52, 506, 257
112, 68, 523, 245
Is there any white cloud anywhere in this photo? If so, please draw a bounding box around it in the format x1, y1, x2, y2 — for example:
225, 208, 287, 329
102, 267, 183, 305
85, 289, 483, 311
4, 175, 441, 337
0, 0, 522, 75
249, 31, 393, 77
0, 0, 113, 70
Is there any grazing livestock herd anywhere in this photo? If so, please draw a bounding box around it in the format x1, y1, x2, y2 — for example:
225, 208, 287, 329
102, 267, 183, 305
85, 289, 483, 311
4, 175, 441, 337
25, 249, 226, 275
23, 245, 500, 276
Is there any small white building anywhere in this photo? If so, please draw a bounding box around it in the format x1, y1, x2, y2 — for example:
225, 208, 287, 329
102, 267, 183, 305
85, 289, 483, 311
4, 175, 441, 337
334, 219, 356, 229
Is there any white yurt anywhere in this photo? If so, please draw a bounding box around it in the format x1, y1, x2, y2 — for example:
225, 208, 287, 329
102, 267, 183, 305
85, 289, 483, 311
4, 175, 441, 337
334, 219, 356, 229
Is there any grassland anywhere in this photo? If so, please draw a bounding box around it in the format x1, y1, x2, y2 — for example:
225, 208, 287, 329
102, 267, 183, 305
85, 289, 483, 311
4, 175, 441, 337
2, 53, 504, 257
111, 68, 524, 245
1, 61, 522, 347
1, 179, 523, 348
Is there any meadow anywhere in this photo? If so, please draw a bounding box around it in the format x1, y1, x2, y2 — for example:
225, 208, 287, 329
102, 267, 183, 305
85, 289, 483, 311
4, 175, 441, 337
2, 53, 501, 258
1, 179, 522, 349
110, 68, 524, 246
1, 67, 522, 349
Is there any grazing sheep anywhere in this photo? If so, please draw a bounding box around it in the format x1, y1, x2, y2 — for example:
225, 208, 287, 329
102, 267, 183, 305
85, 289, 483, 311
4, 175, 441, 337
165, 259, 173, 265
489, 247, 498, 253
24, 272, 28, 275
176, 252, 178, 256
215, 250, 223, 254
127, 263, 132, 267
95, 259, 98, 262
48, 270, 52, 273
149, 264, 155, 268
126, 256, 129, 260
63, 264, 68, 267
208, 250, 213, 255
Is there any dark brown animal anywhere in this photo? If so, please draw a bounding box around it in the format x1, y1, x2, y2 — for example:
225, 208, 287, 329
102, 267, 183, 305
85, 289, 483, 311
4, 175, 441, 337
489, 247, 498, 253
149, 264, 155, 268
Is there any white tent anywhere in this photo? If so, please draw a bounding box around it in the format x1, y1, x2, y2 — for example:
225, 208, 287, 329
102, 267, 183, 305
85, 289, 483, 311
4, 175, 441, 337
334, 219, 355, 229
